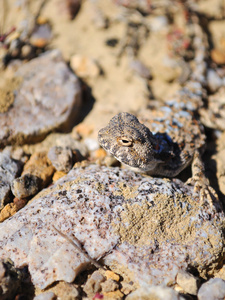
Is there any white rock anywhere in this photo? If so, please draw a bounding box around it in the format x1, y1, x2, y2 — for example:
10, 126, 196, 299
207, 69, 222, 92
176, 270, 199, 295
198, 278, 225, 300
33, 292, 56, 300
0, 165, 224, 290
70, 54, 100, 78
126, 285, 185, 300
83, 138, 99, 151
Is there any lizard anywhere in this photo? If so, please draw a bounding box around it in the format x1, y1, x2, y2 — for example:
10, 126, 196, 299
98, 20, 218, 207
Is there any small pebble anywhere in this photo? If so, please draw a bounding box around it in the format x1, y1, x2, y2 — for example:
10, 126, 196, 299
83, 271, 106, 297
22, 151, 54, 188
47, 281, 79, 300
52, 171, 67, 182
11, 174, 42, 198
9, 38, 22, 57
21, 44, 34, 59
94, 148, 107, 160
198, 278, 225, 300
30, 24, 52, 48
126, 285, 185, 300
70, 54, 100, 78
101, 279, 119, 293
48, 146, 74, 173
207, 69, 223, 92
104, 270, 120, 282
0, 200, 26, 222
84, 138, 99, 152
33, 292, 56, 300
129, 59, 152, 79
211, 49, 225, 65
74, 123, 94, 137
176, 270, 199, 295
10, 147, 27, 162
149, 16, 168, 32
0, 152, 21, 208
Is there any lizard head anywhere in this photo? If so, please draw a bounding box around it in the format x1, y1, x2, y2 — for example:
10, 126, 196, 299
98, 112, 163, 173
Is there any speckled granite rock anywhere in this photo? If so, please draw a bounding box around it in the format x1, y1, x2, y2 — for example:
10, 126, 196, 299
0, 49, 81, 147
0, 165, 224, 290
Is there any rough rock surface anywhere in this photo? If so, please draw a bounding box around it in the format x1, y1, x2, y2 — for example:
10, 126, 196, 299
0, 152, 21, 208
22, 151, 55, 188
48, 146, 74, 173
0, 49, 81, 147
11, 174, 42, 199
0, 165, 224, 290
36, 281, 79, 300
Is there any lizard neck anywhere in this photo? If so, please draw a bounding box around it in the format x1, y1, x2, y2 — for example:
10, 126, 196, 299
152, 132, 176, 162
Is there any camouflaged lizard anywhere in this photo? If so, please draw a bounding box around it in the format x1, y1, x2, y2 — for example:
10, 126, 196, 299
98, 22, 218, 206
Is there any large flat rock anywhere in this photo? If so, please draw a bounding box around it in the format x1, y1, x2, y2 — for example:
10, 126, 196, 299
0, 50, 81, 147
0, 165, 224, 289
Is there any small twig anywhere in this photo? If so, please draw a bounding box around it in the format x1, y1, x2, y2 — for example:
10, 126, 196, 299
53, 225, 104, 269
0, 26, 16, 43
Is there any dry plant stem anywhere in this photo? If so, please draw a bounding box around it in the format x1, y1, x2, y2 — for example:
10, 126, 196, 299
53, 225, 104, 269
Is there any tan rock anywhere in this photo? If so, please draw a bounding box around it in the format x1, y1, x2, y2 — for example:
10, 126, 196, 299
102, 290, 124, 299
70, 54, 100, 78
74, 123, 94, 137
94, 148, 107, 160
0, 198, 27, 222
11, 174, 42, 199
43, 281, 79, 300
52, 171, 67, 182
211, 49, 225, 64
176, 270, 199, 295
104, 270, 120, 282
101, 278, 119, 293
22, 151, 55, 188
83, 270, 106, 297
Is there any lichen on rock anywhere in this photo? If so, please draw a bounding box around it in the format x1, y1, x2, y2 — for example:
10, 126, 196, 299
0, 165, 224, 290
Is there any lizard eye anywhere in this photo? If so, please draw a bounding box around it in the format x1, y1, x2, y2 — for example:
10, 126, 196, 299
117, 137, 133, 147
